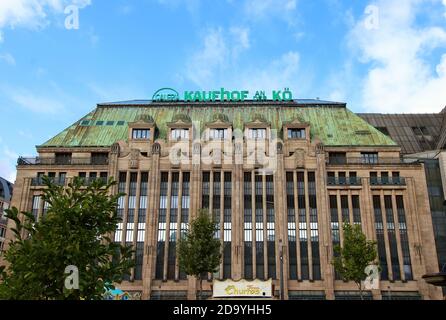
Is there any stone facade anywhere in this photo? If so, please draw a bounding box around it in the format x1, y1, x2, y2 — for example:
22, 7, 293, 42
2, 100, 443, 300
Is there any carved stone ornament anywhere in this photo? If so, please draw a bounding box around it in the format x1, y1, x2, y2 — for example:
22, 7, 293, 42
315, 142, 325, 154
276, 142, 284, 154
294, 149, 305, 168
152, 142, 161, 155
193, 143, 201, 155
111, 143, 120, 154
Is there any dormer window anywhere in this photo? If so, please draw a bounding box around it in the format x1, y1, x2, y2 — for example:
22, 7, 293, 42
361, 152, 378, 164
210, 128, 228, 140
171, 128, 189, 140
248, 128, 266, 139
132, 129, 151, 140
288, 128, 306, 139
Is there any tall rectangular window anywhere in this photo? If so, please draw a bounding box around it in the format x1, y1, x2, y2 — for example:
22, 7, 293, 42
181, 172, 190, 228
352, 195, 361, 224
135, 172, 148, 280
373, 196, 388, 280
126, 172, 137, 241
255, 174, 264, 280
156, 172, 168, 280
244, 172, 253, 280
202, 172, 210, 209
31, 195, 41, 221
42, 201, 50, 217
385, 195, 401, 281
180, 172, 190, 280
297, 172, 309, 280
124, 172, 137, 281
396, 196, 413, 280
118, 172, 127, 193
213, 172, 221, 239
308, 172, 320, 280
115, 172, 126, 243
329, 195, 341, 279
266, 175, 276, 279
286, 172, 297, 280
167, 172, 179, 280
223, 172, 232, 279
341, 195, 349, 223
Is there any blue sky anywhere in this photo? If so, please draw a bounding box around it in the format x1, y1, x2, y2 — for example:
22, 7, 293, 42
1, 0, 446, 181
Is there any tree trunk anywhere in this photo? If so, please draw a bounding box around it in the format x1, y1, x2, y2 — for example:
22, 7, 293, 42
358, 282, 364, 300
197, 275, 202, 300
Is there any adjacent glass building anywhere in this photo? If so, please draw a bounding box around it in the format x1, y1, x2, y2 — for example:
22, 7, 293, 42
0, 177, 13, 253
359, 111, 446, 296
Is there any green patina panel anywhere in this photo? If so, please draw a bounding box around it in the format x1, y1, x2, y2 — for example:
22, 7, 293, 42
40, 104, 397, 147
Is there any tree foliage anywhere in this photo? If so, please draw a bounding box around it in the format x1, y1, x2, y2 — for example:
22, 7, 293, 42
177, 209, 221, 299
332, 222, 378, 299
0, 177, 134, 300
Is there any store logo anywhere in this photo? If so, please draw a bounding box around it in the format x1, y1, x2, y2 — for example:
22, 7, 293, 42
152, 87, 293, 102
152, 88, 180, 102
224, 285, 262, 296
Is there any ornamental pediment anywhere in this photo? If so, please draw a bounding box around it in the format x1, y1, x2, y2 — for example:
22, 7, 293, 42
283, 118, 310, 128
245, 114, 270, 128
206, 113, 231, 128
167, 114, 192, 127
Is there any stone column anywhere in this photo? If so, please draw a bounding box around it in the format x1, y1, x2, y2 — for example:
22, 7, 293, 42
142, 142, 161, 300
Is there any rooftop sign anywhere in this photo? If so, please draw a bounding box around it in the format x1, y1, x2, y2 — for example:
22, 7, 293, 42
152, 87, 293, 102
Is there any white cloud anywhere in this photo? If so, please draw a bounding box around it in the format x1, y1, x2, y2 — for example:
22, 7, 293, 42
0, 160, 16, 182
443, 0, 446, 18
0, 141, 17, 182
157, 0, 200, 14
230, 27, 250, 50
87, 27, 99, 46
0, 52, 15, 65
348, 0, 446, 113
186, 27, 251, 88
243, 0, 298, 24
3, 146, 18, 161
117, 5, 133, 15
6, 87, 66, 114
184, 25, 309, 95
236, 51, 301, 93
87, 82, 146, 102
0, 0, 92, 41
18, 130, 34, 139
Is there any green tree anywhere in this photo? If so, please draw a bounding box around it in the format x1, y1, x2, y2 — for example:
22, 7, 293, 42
0, 177, 134, 300
177, 209, 221, 300
332, 222, 378, 300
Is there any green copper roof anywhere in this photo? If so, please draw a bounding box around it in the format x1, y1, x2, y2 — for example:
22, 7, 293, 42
40, 103, 397, 147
